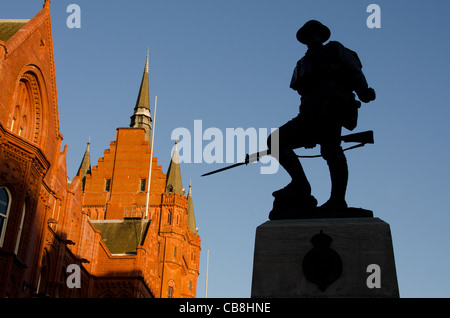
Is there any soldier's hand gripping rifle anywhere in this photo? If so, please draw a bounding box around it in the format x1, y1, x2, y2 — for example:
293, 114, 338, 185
201, 130, 374, 177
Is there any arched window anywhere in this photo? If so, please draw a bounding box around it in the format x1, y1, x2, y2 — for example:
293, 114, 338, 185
14, 202, 26, 254
0, 187, 12, 247
10, 106, 20, 132
19, 114, 27, 137
36, 269, 43, 294
167, 280, 176, 298
36, 251, 50, 297
11, 79, 34, 140
10, 68, 49, 146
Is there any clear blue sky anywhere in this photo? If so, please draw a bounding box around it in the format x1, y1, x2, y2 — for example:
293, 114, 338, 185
3, 0, 450, 298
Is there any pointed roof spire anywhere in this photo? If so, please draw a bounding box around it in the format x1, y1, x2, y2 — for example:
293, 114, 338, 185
145, 47, 149, 72
165, 141, 184, 195
187, 180, 198, 234
134, 50, 150, 110
130, 52, 152, 141
77, 137, 92, 191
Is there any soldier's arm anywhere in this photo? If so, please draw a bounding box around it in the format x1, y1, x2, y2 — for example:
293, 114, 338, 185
331, 41, 375, 103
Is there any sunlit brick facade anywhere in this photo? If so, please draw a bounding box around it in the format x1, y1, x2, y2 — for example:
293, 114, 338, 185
0, 1, 200, 298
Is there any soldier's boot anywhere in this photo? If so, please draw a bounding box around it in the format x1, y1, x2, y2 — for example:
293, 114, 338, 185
268, 135, 317, 219
269, 180, 317, 220
320, 154, 348, 211
272, 180, 304, 197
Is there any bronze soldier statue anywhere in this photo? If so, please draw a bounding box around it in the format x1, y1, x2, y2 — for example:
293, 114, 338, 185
267, 20, 376, 220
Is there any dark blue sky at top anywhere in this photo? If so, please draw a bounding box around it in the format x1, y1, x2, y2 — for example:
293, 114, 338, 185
2, 0, 450, 297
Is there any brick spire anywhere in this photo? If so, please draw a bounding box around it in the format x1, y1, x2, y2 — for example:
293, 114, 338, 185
134, 51, 150, 110
187, 180, 198, 234
76, 137, 91, 191
165, 141, 184, 195
130, 51, 152, 142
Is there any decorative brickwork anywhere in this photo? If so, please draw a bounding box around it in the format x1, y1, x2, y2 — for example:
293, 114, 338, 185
0, 1, 200, 298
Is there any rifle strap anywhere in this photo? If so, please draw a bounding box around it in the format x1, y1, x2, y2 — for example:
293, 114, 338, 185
297, 142, 366, 158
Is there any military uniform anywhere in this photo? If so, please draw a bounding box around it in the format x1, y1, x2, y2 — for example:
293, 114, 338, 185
268, 20, 375, 218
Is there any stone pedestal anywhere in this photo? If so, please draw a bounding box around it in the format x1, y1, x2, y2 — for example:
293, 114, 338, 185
251, 217, 399, 298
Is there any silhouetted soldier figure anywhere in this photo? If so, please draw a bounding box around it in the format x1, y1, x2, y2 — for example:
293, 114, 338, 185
268, 20, 375, 219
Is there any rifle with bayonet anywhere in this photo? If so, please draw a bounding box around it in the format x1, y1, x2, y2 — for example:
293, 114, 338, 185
201, 130, 374, 177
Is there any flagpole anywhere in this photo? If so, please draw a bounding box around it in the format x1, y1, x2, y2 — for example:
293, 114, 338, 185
205, 248, 210, 298
145, 94, 157, 219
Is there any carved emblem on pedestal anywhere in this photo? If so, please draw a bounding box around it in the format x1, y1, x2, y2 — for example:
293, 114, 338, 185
302, 230, 342, 291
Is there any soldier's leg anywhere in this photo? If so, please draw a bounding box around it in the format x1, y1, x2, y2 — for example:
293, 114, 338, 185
267, 115, 313, 198
320, 133, 348, 209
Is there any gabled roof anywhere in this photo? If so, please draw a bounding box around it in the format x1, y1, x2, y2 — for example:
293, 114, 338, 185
0, 19, 30, 42
91, 219, 150, 255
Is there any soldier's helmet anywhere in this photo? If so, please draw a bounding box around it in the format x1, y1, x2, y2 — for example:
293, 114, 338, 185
296, 20, 331, 44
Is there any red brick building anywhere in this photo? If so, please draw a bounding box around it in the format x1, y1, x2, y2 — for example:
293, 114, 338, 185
0, 1, 201, 298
